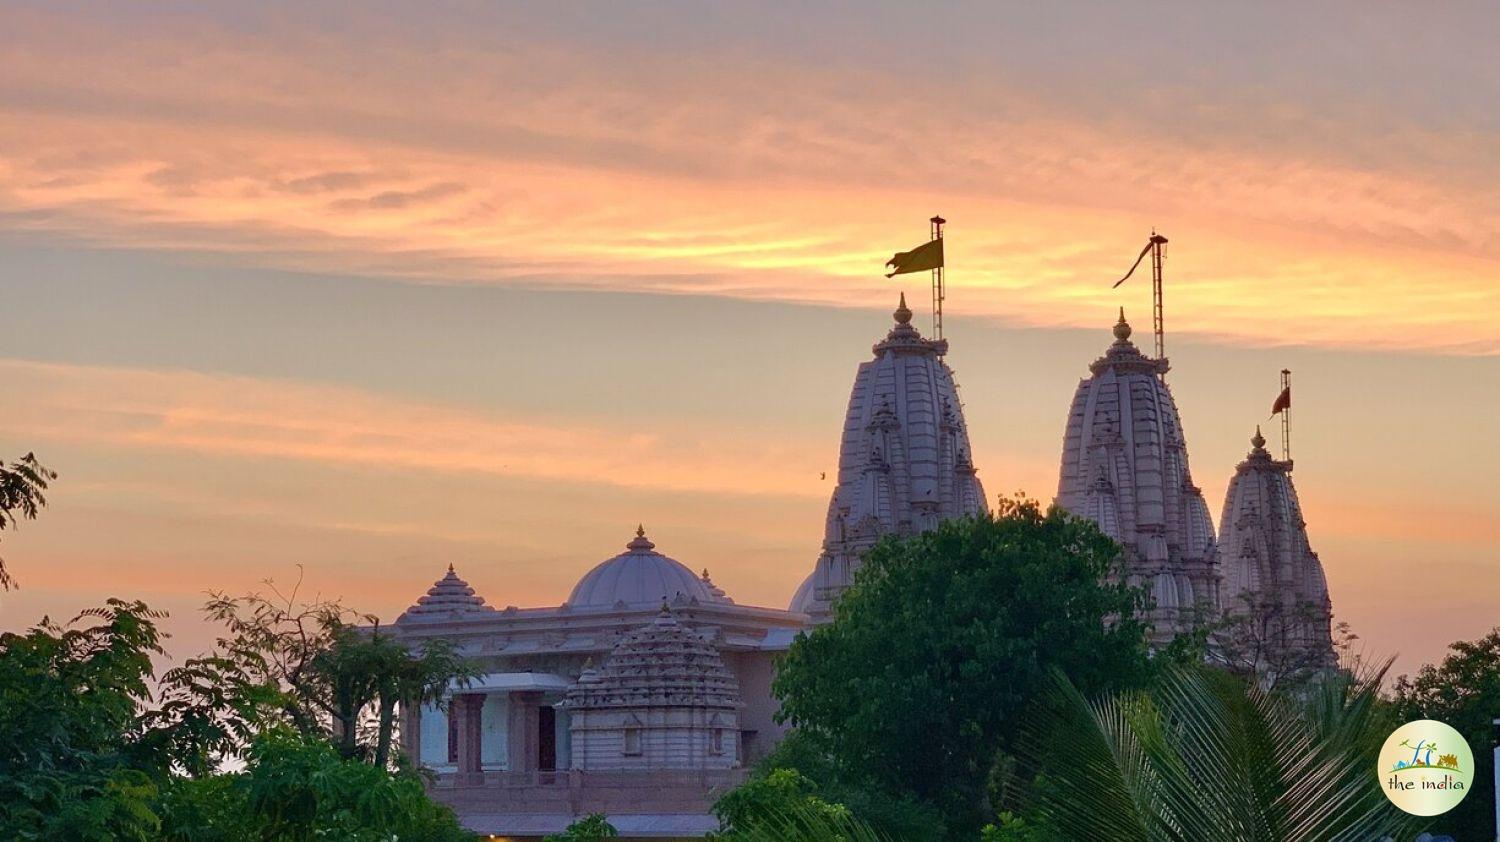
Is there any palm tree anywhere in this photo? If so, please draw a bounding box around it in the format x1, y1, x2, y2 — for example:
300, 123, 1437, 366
1008, 665, 1422, 841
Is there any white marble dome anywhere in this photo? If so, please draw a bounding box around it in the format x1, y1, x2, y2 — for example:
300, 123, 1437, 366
788, 571, 816, 614
567, 527, 729, 609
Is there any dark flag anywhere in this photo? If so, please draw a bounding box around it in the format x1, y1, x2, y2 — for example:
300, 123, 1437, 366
1270, 386, 1291, 418
885, 237, 944, 278
1112, 233, 1169, 288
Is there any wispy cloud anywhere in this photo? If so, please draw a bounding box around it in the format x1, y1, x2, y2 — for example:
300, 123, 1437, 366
0, 359, 828, 500
0, 5, 1496, 354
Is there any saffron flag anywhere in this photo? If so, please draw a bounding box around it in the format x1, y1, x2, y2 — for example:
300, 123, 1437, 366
885, 238, 943, 278
1270, 386, 1291, 417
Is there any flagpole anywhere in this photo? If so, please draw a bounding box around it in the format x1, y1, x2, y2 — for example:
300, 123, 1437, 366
1280, 369, 1292, 462
1150, 230, 1167, 370
930, 215, 946, 341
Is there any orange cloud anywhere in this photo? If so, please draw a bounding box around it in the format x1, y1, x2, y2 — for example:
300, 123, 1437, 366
0, 359, 828, 500
0, 12, 1497, 354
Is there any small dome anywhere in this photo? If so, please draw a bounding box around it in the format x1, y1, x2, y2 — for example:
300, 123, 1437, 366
789, 571, 817, 614
566, 526, 727, 609
398, 564, 496, 623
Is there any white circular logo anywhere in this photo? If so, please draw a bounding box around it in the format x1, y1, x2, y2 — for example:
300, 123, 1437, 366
1377, 719, 1474, 816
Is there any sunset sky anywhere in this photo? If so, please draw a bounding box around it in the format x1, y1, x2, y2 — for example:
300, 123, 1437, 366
1, 1, 1496, 675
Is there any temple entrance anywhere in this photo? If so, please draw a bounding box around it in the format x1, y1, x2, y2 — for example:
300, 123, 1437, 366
537, 705, 556, 771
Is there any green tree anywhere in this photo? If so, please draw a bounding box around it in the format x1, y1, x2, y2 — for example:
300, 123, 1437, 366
1395, 626, 1500, 841
771, 499, 1155, 838
0, 600, 168, 840
1010, 665, 1419, 841
0, 451, 57, 589
202, 579, 476, 765
544, 813, 619, 841
0, 598, 474, 840
713, 768, 857, 835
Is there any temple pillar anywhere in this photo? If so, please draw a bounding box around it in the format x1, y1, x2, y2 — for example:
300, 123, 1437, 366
454, 693, 483, 780
508, 690, 542, 774
399, 699, 420, 764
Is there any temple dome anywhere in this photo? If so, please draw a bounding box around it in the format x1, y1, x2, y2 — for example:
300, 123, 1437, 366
796, 295, 989, 620
567, 527, 728, 609
788, 571, 816, 614
1055, 310, 1217, 643
397, 564, 497, 623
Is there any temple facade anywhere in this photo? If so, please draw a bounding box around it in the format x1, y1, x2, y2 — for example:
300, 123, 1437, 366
1054, 310, 1219, 644
391, 295, 1338, 837
393, 528, 803, 839
791, 293, 989, 619
1214, 428, 1337, 674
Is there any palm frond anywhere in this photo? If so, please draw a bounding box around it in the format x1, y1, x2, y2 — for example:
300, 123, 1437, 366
1016, 666, 1422, 842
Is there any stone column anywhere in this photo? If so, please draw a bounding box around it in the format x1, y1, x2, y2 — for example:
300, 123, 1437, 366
399, 699, 420, 765
508, 691, 542, 774
454, 694, 483, 780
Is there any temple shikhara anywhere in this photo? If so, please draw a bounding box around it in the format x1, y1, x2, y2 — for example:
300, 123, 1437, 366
392, 287, 1338, 838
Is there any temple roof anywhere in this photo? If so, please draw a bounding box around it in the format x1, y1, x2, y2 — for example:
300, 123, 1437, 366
567, 526, 730, 610
1055, 310, 1216, 637
397, 564, 497, 623
1218, 428, 1331, 606
564, 606, 741, 710
793, 295, 988, 615
1216, 427, 1336, 668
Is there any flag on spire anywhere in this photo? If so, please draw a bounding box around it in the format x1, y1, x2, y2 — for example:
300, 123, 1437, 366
885, 237, 943, 278
1270, 385, 1291, 418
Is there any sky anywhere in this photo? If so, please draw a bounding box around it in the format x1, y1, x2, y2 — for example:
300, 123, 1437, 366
0, 1, 1496, 676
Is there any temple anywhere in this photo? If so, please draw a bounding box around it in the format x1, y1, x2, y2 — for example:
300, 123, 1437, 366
1054, 309, 1219, 644
393, 528, 804, 838
391, 294, 1338, 838
1214, 428, 1337, 675
791, 293, 988, 619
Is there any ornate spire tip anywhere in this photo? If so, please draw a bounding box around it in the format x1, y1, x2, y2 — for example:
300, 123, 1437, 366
1251, 426, 1266, 450
894, 292, 913, 325
1113, 308, 1132, 342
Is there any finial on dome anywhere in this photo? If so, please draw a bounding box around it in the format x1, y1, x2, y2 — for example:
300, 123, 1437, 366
447, 562, 455, 573
627, 525, 656, 552
1251, 425, 1267, 451
1113, 307, 1132, 342
894, 292, 913, 325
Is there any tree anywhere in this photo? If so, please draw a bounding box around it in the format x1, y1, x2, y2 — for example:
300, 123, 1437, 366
1008, 665, 1420, 841
712, 768, 889, 841
545, 813, 619, 841
0, 600, 168, 841
0, 451, 57, 589
201, 577, 476, 764
771, 499, 1156, 838
1211, 592, 1352, 693
1394, 626, 1500, 841
0, 598, 474, 840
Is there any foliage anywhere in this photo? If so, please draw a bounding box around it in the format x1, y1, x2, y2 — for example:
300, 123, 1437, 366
0, 451, 57, 589
1009, 664, 1420, 841
202, 577, 477, 765
544, 812, 619, 841
235, 728, 470, 841
1394, 626, 1500, 841
771, 499, 1155, 837
0, 600, 167, 840
713, 768, 856, 834
1210, 592, 1356, 693
712, 771, 888, 841
0, 599, 472, 840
